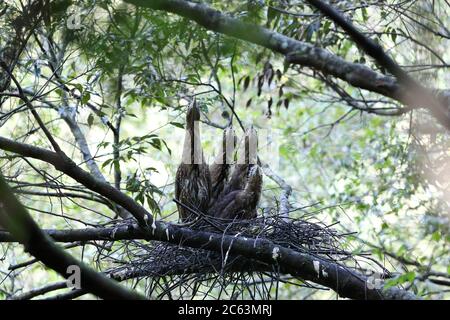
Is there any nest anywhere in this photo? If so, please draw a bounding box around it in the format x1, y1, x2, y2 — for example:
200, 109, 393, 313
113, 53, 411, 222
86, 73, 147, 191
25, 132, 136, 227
93, 208, 372, 299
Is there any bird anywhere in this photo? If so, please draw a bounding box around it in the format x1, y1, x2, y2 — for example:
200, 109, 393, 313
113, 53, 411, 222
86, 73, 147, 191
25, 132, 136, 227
222, 126, 258, 196
209, 127, 236, 205
175, 99, 211, 222
209, 165, 263, 220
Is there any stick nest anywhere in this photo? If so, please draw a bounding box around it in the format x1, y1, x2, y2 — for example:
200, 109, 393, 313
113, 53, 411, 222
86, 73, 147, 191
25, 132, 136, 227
93, 208, 374, 299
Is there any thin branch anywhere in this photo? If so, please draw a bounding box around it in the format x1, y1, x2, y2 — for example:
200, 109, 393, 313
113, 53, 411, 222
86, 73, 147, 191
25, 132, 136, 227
0, 173, 145, 300
260, 162, 292, 219
0, 62, 62, 153
124, 0, 450, 128
305, 0, 450, 129
0, 223, 418, 300
9, 282, 67, 300
0, 136, 150, 227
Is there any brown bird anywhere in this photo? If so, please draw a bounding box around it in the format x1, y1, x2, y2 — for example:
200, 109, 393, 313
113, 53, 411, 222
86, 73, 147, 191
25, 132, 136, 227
209, 165, 263, 220
209, 127, 236, 205
222, 126, 258, 195
175, 99, 211, 222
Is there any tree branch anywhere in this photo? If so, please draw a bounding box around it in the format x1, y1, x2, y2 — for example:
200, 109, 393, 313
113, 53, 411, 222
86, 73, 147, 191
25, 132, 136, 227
0, 173, 145, 300
260, 161, 292, 219
304, 0, 450, 129
123, 0, 450, 126
0, 137, 418, 299
0, 136, 149, 227
0, 223, 418, 300
9, 281, 67, 300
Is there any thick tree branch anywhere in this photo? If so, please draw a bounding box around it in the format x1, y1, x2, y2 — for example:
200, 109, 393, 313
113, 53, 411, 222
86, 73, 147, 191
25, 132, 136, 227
305, 0, 450, 129
31, 34, 110, 183
123, 0, 450, 126
0, 223, 417, 300
0, 137, 418, 299
113, 65, 125, 191
0, 173, 145, 300
14, 87, 132, 219
0, 136, 149, 227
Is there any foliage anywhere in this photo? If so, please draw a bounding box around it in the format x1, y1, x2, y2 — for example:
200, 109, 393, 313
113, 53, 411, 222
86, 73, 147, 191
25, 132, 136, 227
0, 0, 448, 299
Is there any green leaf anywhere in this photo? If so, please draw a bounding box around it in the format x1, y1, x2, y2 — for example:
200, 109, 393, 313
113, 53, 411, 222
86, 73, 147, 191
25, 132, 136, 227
146, 196, 161, 215
431, 231, 441, 242
385, 271, 416, 289
150, 138, 161, 150
101, 158, 113, 169
170, 121, 184, 129
391, 32, 397, 43
361, 8, 368, 22
87, 113, 94, 127
81, 92, 91, 105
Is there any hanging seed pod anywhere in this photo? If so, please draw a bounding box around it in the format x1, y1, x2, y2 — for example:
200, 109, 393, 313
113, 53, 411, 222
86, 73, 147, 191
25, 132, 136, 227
237, 75, 245, 86
246, 98, 252, 108
268, 97, 273, 110
267, 97, 273, 118
276, 99, 283, 109
257, 74, 264, 96
279, 84, 284, 97
276, 69, 282, 80
267, 68, 274, 86
243, 75, 250, 91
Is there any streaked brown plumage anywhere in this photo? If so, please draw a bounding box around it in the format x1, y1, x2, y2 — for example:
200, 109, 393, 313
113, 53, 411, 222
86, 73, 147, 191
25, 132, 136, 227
208, 127, 262, 220
222, 126, 258, 195
175, 100, 211, 222
209, 165, 263, 220
209, 127, 236, 205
